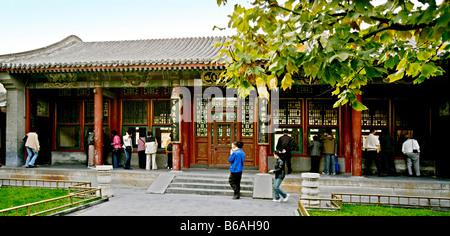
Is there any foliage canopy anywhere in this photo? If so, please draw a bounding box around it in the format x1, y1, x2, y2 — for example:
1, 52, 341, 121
214, 0, 449, 110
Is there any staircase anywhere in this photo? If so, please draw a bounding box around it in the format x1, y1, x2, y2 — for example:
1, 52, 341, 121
165, 174, 254, 197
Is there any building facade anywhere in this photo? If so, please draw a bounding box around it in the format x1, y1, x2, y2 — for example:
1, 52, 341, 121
0, 35, 448, 177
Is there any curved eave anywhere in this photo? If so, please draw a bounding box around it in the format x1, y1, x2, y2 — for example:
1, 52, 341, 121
0, 63, 226, 73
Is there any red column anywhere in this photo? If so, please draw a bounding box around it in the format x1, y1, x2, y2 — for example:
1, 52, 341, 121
94, 87, 104, 166
344, 104, 352, 173
259, 145, 268, 174
352, 95, 363, 176
181, 95, 191, 169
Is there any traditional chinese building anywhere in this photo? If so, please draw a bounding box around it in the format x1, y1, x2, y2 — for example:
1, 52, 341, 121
0, 35, 448, 177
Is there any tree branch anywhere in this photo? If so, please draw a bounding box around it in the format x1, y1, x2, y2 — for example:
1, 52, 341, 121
362, 21, 437, 40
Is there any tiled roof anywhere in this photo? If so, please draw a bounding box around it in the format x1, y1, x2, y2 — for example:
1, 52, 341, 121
0, 35, 228, 73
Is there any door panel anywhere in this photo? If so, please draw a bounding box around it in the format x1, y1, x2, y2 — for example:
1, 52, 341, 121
212, 123, 234, 166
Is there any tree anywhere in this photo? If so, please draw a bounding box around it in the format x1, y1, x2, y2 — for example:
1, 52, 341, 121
214, 0, 449, 110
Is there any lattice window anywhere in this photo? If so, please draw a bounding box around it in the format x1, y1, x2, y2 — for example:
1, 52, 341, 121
195, 97, 208, 136
395, 101, 414, 128
144, 87, 159, 96
362, 101, 388, 127
57, 102, 80, 124
273, 100, 302, 125
153, 101, 170, 124
84, 102, 109, 124
308, 100, 339, 126
123, 101, 147, 124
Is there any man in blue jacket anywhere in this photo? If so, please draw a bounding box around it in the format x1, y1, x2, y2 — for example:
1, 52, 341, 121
228, 141, 245, 200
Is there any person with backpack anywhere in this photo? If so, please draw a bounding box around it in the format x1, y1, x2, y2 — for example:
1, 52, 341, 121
165, 137, 173, 170
145, 131, 158, 170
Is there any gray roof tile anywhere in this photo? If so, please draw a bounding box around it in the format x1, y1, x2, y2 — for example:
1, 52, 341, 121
0, 35, 228, 72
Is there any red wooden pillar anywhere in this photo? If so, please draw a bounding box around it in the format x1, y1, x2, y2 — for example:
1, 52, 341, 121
258, 145, 268, 174
344, 104, 352, 173
181, 94, 191, 169
94, 87, 104, 166
351, 95, 363, 176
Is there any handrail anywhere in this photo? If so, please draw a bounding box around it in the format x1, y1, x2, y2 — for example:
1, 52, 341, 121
298, 200, 310, 216
0, 178, 102, 216
299, 195, 343, 211
332, 193, 450, 210
1, 178, 92, 189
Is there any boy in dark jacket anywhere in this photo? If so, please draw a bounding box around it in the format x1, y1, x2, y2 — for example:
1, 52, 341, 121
270, 150, 290, 203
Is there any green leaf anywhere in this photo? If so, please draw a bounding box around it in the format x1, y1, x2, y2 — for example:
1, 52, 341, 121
365, 66, 382, 79
281, 73, 294, 91
421, 63, 438, 78
406, 62, 421, 77
385, 55, 399, 70
352, 101, 368, 111
417, 51, 432, 61
387, 69, 405, 83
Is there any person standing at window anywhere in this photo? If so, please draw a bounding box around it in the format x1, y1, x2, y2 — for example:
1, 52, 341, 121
145, 131, 158, 170
309, 135, 323, 173
111, 130, 122, 168
86, 128, 95, 169
380, 129, 397, 176
25, 127, 40, 168
363, 129, 384, 176
137, 129, 147, 169
322, 129, 337, 175
123, 129, 133, 169
228, 141, 245, 200
276, 129, 296, 174
165, 136, 173, 170
402, 134, 421, 177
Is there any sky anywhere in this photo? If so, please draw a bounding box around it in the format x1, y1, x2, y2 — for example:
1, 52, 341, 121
0, 0, 441, 55
0, 0, 247, 55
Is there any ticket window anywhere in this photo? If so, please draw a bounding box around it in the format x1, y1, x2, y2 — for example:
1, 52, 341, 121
307, 128, 339, 153
362, 129, 382, 149
272, 128, 302, 154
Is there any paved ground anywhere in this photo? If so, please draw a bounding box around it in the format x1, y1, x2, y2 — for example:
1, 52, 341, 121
70, 186, 301, 216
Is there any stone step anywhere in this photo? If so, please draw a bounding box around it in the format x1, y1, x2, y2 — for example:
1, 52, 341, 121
169, 182, 253, 191
172, 176, 253, 185
165, 187, 253, 197
165, 174, 254, 197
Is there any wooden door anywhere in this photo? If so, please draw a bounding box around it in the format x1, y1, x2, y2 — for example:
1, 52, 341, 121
212, 122, 235, 166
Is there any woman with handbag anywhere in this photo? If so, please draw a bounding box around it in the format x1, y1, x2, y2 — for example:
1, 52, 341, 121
122, 130, 133, 169
402, 134, 421, 177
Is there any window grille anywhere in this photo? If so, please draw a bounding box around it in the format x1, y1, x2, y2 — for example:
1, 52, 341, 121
308, 100, 338, 126
153, 101, 170, 124
123, 101, 147, 124
273, 100, 302, 125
